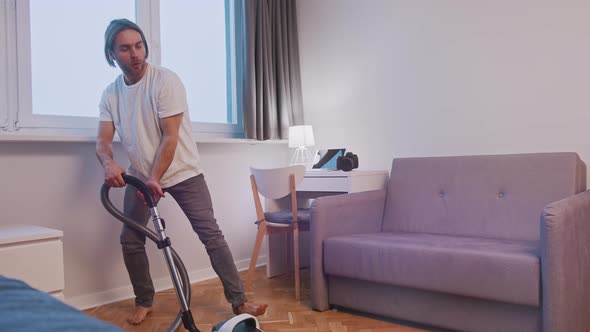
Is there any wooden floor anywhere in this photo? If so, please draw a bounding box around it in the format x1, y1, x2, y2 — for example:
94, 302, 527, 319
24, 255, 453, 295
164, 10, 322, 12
85, 267, 432, 332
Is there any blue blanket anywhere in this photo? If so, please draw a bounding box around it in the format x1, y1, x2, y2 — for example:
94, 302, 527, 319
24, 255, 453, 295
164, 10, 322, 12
0, 275, 123, 331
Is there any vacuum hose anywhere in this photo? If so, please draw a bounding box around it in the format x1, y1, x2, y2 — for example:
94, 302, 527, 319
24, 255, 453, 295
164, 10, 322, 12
100, 174, 199, 332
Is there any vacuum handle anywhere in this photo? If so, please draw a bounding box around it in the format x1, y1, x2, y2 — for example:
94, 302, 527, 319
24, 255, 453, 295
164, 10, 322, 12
121, 173, 157, 208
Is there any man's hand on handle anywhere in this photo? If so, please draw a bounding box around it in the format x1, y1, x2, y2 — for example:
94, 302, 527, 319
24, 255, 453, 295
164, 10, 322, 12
145, 179, 165, 203
103, 159, 164, 205
103, 160, 126, 187
133, 178, 165, 205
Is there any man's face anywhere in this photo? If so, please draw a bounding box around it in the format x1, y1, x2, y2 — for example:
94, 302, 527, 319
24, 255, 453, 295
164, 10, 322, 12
111, 29, 147, 84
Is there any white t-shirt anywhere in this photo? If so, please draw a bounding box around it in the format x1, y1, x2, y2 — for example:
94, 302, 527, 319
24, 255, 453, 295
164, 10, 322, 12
99, 63, 203, 188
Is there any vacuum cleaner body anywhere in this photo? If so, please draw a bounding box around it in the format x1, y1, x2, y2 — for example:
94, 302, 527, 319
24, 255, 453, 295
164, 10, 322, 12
213, 314, 263, 332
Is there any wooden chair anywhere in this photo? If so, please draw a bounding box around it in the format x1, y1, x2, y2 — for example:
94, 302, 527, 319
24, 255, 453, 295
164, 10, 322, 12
246, 165, 310, 300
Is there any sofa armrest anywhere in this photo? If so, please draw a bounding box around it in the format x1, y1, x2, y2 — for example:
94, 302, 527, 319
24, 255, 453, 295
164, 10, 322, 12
541, 190, 590, 332
310, 189, 387, 311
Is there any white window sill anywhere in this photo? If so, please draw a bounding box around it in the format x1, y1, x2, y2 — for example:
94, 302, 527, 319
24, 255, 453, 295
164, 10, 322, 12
0, 133, 287, 145
196, 137, 288, 145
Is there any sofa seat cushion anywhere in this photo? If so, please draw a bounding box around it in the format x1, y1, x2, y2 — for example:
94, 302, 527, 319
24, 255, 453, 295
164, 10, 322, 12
323, 232, 540, 307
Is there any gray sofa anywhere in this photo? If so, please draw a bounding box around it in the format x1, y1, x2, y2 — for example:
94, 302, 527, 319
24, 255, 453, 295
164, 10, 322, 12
310, 153, 590, 332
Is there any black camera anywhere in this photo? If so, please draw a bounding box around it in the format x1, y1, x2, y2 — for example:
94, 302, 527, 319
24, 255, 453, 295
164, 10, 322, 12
337, 152, 359, 172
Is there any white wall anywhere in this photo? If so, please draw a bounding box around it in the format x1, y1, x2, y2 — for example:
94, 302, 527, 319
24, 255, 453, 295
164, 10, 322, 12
0, 141, 288, 308
297, 0, 590, 172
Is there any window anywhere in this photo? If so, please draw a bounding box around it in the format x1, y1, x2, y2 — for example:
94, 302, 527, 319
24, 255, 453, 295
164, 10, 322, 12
29, 1, 133, 118
161, 1, 230, 124
0, 0, 242, 138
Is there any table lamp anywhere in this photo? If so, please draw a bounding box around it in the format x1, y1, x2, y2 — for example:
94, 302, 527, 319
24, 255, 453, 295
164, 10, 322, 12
289, 125, 315, 168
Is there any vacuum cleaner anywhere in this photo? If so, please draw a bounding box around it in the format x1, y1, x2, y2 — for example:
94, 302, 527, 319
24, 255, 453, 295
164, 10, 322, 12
101, 174, 262, 332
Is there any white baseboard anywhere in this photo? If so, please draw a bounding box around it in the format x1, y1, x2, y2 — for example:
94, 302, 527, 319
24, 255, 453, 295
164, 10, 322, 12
65, 255, 266, 310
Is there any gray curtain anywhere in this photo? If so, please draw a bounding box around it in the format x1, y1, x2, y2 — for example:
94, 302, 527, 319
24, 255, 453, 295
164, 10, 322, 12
237, 0, 305, 140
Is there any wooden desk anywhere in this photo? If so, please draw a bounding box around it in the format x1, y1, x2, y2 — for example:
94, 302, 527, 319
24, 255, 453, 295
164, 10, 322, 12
299, 169, 389, 193
265, 169, 388, 277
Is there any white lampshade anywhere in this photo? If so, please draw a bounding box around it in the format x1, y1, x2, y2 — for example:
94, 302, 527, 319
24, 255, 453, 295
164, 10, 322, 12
288, 125, 315, 148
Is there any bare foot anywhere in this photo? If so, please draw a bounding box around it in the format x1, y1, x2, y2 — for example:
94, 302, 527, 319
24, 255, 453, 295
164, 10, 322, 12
126, 306, 153, 325
236, 301, 268, 316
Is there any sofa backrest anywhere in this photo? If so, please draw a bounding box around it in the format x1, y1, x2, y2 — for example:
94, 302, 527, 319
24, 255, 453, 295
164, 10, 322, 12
382, 153, 586, 241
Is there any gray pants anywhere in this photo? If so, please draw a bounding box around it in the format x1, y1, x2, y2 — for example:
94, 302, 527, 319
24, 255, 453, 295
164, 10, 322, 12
120, 174, 247, 311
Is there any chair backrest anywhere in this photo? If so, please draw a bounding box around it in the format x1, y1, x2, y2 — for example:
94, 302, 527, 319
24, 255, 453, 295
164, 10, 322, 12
250, 165, 306, 199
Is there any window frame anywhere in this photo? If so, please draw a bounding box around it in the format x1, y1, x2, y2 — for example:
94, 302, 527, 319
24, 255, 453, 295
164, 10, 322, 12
0, 0, 244, 139
1, 0, 18, 132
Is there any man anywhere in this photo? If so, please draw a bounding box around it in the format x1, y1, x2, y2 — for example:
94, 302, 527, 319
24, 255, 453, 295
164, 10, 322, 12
96, 18, 267, 325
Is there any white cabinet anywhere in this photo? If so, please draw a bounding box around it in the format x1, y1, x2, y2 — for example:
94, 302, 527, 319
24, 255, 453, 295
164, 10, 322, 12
0, 225, 64, 298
